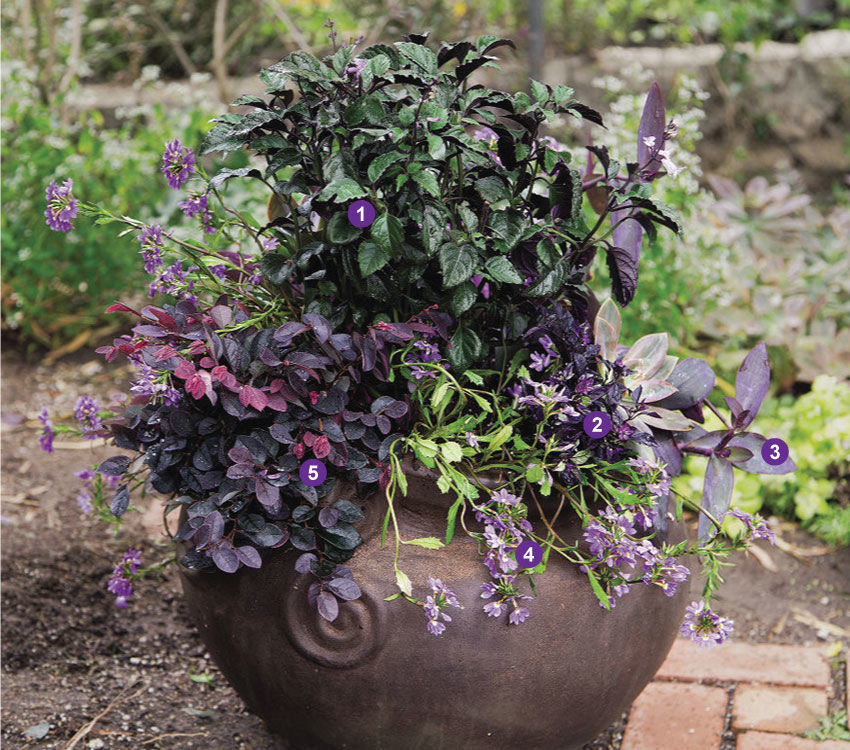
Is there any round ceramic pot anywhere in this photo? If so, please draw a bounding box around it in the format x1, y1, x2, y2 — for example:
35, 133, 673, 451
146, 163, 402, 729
179, 463, 688, 749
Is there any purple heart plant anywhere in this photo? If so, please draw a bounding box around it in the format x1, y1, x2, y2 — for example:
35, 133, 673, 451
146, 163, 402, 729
39, 32, 794, 645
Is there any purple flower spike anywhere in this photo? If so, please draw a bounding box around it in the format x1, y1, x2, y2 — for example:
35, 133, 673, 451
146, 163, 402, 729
138, 225, 166, 274
44, 179, 78, 232
74, 395, 102, 438
680, 600, 733, 647
424, 576, 462, 636
38, 408, 55, 453
161, 139, 195, 189
107, 548, 142, 608
179, 193, 214, 234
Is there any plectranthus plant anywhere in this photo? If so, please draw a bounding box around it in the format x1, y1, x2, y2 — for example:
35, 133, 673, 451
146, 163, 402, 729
38, 30, 794, 644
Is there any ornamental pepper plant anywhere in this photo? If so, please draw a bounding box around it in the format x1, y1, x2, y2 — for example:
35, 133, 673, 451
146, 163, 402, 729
40, 29, 795, 645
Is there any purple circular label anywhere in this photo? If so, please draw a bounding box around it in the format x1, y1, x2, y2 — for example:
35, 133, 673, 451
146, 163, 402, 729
583, 411, 612, 439
515, 540, 543, 569
761, 438, 789, 467
299, 459, 327, 486
347, 200, 376, 228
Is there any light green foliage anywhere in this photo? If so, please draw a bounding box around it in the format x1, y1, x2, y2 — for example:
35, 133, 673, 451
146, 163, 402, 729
677, 376, 850, 546
1, 63, 212, 349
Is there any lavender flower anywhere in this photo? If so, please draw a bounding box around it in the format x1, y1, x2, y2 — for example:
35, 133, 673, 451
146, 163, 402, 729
148, 261, 197, 301
727, 508, 776, 545
161, 139, 195, 189
490, 488, 520, 507
74, 468, 95, 514
423, 577, 461, 636
38, 408, 54, 453
480, 574, 533, 624
680, 600, 734, 647
465, 432, 479, 448
138, 225, 166, 274
44, 179, 78, 232
178, 193, 214, 234
107, 549, 142, 608
74, 396, 102, 438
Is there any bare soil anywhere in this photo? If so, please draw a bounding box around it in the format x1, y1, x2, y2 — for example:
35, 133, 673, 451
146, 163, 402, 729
2, 347, 848, 749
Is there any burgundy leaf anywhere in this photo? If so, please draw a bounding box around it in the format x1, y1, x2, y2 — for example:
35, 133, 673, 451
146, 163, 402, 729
173, 360, 196, 379
637, 82, 665, 176
295, 552, 317, 574
327, 577, 361, 601
234, 546, 262, 569
681, 429, 726, 451
272, 321, 309, 345
699, 455, 734, 540
316, 591, 339, 622
318, 507, 339, 528
255, 478, 281, 512
210, 305, 233, 328
105, 302, 140, 315
211, 545, 239, 573
227, 446, 253, 464
98, 455, 131, 476
109, 484, 130, 517
303, 313, 332, 343
313, 435, 331, 459
734, 342, 770, 429
240, 385, 268, 411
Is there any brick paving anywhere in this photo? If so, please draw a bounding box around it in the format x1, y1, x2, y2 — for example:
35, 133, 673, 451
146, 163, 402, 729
620, 640, 849, 749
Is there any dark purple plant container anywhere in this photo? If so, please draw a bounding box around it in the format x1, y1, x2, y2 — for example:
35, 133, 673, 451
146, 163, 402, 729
179, 464, 688, 749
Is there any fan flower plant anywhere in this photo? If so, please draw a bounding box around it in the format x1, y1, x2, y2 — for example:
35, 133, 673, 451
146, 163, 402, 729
40, 31, 795, 645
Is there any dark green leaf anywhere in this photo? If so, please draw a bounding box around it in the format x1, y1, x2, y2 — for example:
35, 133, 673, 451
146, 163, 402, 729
449, 327, 482, 369
485, 256, 523, 284
438, 242, 476, 287
358, 241, 390, 276
371, 213, 404, 255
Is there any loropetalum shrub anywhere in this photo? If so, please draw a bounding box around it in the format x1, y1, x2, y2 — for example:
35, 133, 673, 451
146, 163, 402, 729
40, 31, 796, 646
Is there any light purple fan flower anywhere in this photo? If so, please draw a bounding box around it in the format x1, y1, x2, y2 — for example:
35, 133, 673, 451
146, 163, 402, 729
44, 179, 78, 232
179, 193, 214, 234
423, 576, 462, 636
107, 549, 142, 608
680, 600, 733, 647
161, 139, 195, 189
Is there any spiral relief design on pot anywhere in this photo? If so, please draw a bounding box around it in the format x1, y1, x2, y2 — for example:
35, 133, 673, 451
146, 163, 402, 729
282, 578, 387, 669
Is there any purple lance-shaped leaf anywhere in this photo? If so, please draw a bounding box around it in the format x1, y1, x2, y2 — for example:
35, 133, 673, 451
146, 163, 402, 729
734, 343, 770, 429
316, 590, 339, 622
728, 433, 797, 475
110, 484, 130, 517
98, 455, 131, 476
656, 358, 715, 410
607, 204, 643, 306
652, 432, 682, 477
699, 455, 734, 540
638, 82, 665, 176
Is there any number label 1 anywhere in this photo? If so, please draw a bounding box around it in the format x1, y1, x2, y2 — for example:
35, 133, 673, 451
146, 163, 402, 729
514, 540, 543, 569
761, 438, 790, 467
582, 411, 612, 439
299, 459, 327, 487
347, 199, 375, 228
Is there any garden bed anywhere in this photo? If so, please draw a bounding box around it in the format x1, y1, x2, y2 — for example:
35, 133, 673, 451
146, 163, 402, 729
2, 348, 848, 748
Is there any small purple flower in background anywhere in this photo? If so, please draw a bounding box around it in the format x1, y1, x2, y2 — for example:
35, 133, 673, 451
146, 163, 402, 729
138, 225, 166, 274
210, 264, 228, 280
38, 408, 54, 453
480, 574, 533, 624
74, 468, 95, 513
148, 261, 197, 301
44, 179, 78, 232
465, 432, 479, 448
261, 236, 279, 252
423, 576, 462, 636
74, 396, 102, 438
680, 600, 733, 647
178, 193, 214, 234
161, 139, 195, 189
470, 274, 491, 300
107, 549, 142, 608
